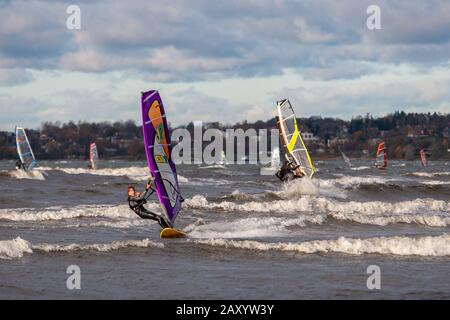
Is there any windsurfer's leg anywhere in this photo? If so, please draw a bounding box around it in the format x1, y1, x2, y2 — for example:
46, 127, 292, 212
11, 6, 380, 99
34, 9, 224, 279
135, 206, 159, 222
157, 216, 171, 229
140, 207, 172, 228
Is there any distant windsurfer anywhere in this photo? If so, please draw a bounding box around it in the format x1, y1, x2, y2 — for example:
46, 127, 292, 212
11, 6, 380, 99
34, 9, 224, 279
15, 159, 24, 171
127, 178, 172, 229
276, 160, 304, 182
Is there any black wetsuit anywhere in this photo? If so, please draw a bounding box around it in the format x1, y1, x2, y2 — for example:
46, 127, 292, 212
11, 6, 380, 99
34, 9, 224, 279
276, 160, 303, 182
128, 188, 171, 229
15, 160, 24, 171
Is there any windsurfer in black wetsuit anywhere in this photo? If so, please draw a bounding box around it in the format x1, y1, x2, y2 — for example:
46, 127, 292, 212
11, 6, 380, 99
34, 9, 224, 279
276, 159, 304, 182
127, 178, 171, 229
15, 159, 24, 171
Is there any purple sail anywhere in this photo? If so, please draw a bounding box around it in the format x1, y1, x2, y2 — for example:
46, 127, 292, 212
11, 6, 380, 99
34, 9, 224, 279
141, 90, 182, 225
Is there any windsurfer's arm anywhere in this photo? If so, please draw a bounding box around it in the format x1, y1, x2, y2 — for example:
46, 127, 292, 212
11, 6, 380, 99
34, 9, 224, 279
129, 188, 152, 202
143, 187, 155, 200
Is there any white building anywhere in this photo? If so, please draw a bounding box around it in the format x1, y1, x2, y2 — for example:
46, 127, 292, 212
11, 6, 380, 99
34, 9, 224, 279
301, 132, 319, 142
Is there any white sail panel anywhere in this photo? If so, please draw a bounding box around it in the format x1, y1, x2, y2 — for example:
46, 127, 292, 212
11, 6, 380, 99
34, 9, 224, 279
276, 99, 315, 178
15, 127, 37, 172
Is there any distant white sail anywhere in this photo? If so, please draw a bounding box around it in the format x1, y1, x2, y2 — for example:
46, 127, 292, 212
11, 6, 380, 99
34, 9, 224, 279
15, 127, 37, 172
341, 152, 351, 167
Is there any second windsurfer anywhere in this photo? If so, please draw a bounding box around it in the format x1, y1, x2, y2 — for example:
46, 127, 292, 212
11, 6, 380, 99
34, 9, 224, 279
276, 160, 304, 182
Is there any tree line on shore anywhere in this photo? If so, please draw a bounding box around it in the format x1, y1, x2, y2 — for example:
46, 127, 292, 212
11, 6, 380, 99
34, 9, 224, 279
0, 111, 449, 160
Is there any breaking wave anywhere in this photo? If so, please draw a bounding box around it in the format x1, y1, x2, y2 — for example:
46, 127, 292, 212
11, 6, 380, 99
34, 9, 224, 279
6, 169, 46, 180
0, 204, 162, 222
185, 195, 450, 227
184, 216, 325, 239
199, 164, 226, 169
350, 166, 371, 171
0, 237, 33, 259
194, 234, 450, 257
0, 237, 163, 260
38, 166, 189, 183
406, 172, 450, 178
316, 175, 450, 193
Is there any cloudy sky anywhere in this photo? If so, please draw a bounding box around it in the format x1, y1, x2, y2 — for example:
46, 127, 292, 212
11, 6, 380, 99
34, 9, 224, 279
1, 0, 449, 130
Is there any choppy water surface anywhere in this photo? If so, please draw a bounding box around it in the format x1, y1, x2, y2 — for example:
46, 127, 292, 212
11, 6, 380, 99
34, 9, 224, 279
1, 159, 449, 299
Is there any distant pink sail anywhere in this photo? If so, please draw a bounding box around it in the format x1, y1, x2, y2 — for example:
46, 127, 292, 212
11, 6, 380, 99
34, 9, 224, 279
141, 90, 182, 225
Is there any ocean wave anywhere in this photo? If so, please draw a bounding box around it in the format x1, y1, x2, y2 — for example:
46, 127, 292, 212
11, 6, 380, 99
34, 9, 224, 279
392, 163, 406, 167
328, 212, 450, 227
316, 175, 450, 193
199, 164, 226, 169
186, 177, 232, 186
221, 189, 280, 202
6, 169, 46, 180
323, 176, 399, 189
184, 195, 450, 227
194, 234, 450, 256
185, 216, 325, 239
37, 166, 189, 183
0, 237, 33, 259
406, 172, 450, 178
0, 237, 163, 260
420, 181, 450, 186
0, 204, 162, 222
33, 238, 164, 253
67, 219, 154, 229
185, 195, 450, 214
350, 166, 371, 171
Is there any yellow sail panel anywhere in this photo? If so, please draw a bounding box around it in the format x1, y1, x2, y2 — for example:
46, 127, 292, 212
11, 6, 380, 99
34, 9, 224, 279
276, 99, 315, 178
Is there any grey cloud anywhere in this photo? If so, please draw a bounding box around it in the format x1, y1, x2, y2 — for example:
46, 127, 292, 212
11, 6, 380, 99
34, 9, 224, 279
275, 73, 450, 120
0, 0, 449, 82
0, 68, 34, 86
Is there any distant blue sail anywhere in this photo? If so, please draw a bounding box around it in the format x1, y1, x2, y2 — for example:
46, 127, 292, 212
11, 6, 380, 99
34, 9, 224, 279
15, 127, 37, 171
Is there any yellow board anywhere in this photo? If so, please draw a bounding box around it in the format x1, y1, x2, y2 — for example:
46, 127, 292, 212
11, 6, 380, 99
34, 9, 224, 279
160, 228, 187, 239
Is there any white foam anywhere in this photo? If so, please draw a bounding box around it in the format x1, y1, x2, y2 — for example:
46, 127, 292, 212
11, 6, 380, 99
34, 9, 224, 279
350, 166, 371, 171
0, 237, 33, 260
420, 181, 450, 186
272, 178, 347, 200
408, 172, 450, 178
8, 169, 46, 180
199, 164, 226, 169
281, 178, 318, 196
33, 238, 164, 253
0, 237, 164, 259
329, 212, 450, 227
330, 176, 398, 188
184, 196, 450, 227
186, 195, 450, 214
392, 163, 407, 167
38, 166, 189, 183
195, 234, 450, 256
68, 219, 155, 229
0, 204, 162, 222
186, 216, 325, 239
